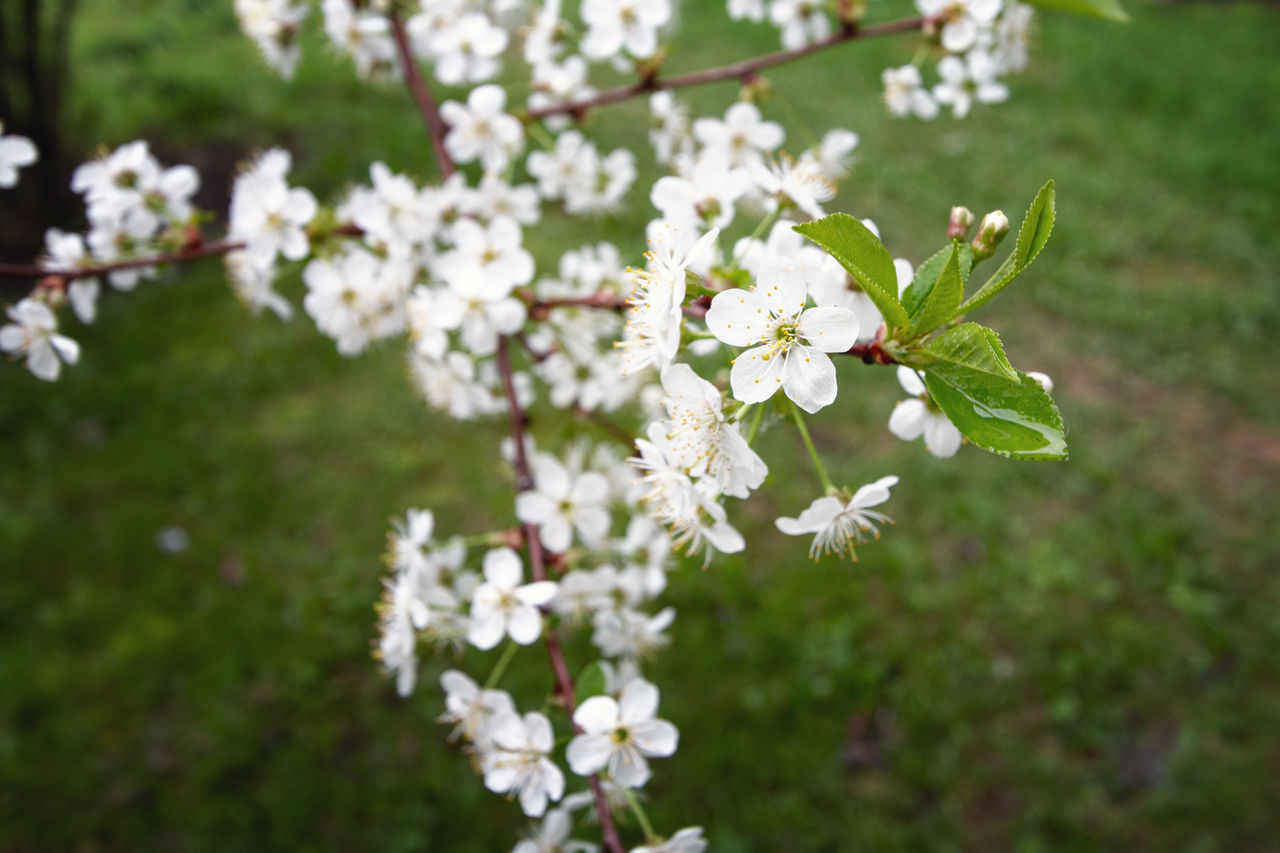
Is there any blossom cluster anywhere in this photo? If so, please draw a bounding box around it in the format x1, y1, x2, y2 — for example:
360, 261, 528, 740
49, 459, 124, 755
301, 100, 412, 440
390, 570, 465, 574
0, 0, 1061, 847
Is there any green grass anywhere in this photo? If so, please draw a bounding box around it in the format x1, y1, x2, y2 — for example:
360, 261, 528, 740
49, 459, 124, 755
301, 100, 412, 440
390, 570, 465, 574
3, 0, 1279, 849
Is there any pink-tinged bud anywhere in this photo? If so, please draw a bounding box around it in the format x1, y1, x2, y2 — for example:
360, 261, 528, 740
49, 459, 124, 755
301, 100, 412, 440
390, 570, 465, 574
970, 210, 1010, 260
947, 206, 974, 240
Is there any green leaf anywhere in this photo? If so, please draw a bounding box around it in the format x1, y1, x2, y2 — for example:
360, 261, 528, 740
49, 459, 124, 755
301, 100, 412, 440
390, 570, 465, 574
923, 323, 1019, 381
901, 242, 971, 317
923, 364, 1068, 461
905, 242, 966, 338
960, 180, 1056, 313
1025, 0, 1129, 22
794, 214, 909, 329
575, 662, 608, 699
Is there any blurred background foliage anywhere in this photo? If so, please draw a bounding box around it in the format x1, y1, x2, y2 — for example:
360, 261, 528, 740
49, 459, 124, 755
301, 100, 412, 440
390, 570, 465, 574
1, 0, 1279, 849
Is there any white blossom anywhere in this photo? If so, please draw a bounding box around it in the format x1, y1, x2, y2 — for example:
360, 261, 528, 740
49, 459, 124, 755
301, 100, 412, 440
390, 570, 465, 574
775, 475, 899, 558
483, 711, 566, 817
0, 298, 80, 382
566, 679, 679, 787
705, 257, 860, 413
0, 121, 37, 187
441, 85, 525, 172
468, 547, 558, 649
888, 366, 963, 457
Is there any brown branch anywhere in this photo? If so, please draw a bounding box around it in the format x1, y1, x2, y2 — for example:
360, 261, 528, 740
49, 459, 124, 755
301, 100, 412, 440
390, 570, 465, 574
493, 336, 626, 853
0, 238, 246, 285
388, 11, 456, 179
525, 16, 928, 122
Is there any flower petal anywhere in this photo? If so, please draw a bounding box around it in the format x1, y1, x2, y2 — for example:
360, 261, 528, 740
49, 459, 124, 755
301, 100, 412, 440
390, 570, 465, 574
729, 344, 784, 403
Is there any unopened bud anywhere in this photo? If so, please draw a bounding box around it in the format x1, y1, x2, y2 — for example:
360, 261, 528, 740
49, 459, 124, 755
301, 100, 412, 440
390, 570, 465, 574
1026, 371, 1054, 393
970, 210, 1010, 260
947, 206, 974, 240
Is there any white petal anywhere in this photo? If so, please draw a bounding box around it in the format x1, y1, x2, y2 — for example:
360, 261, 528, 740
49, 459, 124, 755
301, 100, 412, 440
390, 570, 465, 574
797, 306, 859, 353
631, 719, 679, 757
467, 610, 506, 650
483, 547, 523, 589
572, 695, 620, 734
923, 415, 963, 458
781, 346, 837, 413
756, 256, 808, 317
888, 398, 927, 441
507, 604, 544, 645
729, 344, 785, 403
619, 680, 659, 724
705, 288, 771, 347
566, 733, 613, 776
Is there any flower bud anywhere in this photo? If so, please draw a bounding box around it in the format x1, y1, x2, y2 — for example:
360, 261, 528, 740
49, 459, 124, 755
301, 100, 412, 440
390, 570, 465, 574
1026, 371, 1054, 393
947, 206, 974, 240
970, 210, 1010, 260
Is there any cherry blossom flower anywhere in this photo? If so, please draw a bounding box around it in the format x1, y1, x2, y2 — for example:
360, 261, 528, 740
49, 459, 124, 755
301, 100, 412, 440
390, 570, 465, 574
705, 257, 860, 413
580, 0, 672, 61
659, 363, 767, 499
441, 85, 524, 172
513, 807, 598, 853
632, 827, 709, 853
691, 101, 784, 170
0, 121, 37, 187
882, 65, 940, 119
468, 548, 558, 649
439, 669, 517, 747
888, 366, 963, 457
775, 475, 900, 559
618, 225, 718, 373
483, 710, 566, 817
437, 217, 535, 302
918, 0, 1003, 54
515, 454, 612, 553
235, 0, 307, 78
933, 50, 1010, 118
566, 679, 679, 788
769, 0, 832, 49
0, 298, 80, 382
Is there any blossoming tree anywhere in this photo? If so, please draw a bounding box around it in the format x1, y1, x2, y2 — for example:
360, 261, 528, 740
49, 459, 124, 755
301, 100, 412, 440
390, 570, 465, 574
0, 0, 1127, 848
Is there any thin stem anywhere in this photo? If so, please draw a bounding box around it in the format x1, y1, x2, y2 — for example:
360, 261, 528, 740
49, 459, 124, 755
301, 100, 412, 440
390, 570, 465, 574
525, 16, 927, 122
622, 786, 658, 844
527, 120, 557, 152
483, 640, 520, 690
790, 401, 835, 493
493, 336, 626, 853
730, 209, 780, 268
387, 11, 456, 179
0, 238, 245, 284
746, 401, 766, 446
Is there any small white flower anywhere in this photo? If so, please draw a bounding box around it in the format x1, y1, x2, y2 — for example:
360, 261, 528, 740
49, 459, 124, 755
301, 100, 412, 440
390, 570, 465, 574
515, 454, 612, 553
768, 0, 832, 49
439, 669, 517, 747
438, 217, 535, 302
566, 679, 679, 788
704, 257, 860, 413
468, 548, 558, 649
441, 85, 525, 172
483, 711, 566, 817
933, 50, 1009, 118
691, 101, 784, 171
0, 121, 38, 188
618, 225, 718, 374
632, 827, 709, 853
659, 362, 767, 499
513, 807, 598, 853
0, 298, 80, 381
882, 65, 939, 119
580, 0, 671, 61
888, 366, 962, 457
775, 475, 899, 559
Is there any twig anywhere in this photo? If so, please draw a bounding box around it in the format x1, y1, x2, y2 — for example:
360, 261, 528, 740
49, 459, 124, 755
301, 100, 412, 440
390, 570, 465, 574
388, 11, 456, 179
525, 16, 927, 122
493, 337, 626, 853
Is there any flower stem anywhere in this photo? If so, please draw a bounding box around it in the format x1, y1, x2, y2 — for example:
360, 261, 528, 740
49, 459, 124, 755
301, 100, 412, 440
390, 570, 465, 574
746, 402, 766, 446
483, 640, 519, 690
790, 401, 835, 493
528, 121, 557, 152
730, 209, 780, 268
622, 785, 658, 844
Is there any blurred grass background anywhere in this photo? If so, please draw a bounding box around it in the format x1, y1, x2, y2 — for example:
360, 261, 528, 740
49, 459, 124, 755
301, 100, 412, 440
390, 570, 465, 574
2, 0, 1279, 849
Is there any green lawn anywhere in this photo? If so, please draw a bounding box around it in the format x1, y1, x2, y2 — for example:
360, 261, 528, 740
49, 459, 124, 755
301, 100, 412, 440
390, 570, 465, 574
2, 0, 1279, 849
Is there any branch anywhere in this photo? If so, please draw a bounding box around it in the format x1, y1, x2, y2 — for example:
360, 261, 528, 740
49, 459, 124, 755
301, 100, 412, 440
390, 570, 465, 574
525, 16, 928, 122
388, 11, 456, 179
493, 337, 626, 853
0, 237, 246, 286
